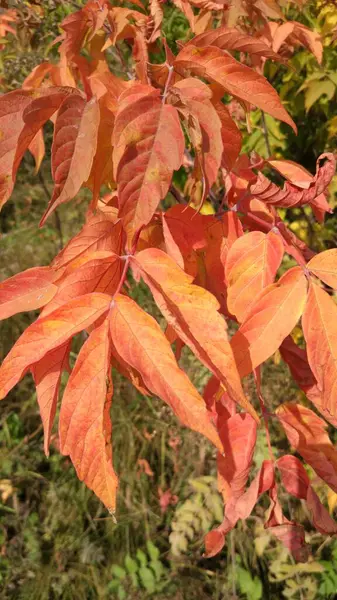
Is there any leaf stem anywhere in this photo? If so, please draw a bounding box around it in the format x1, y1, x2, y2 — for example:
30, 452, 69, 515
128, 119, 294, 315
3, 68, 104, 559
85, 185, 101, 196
162, 64, 174, 104
114, 256, 130, 297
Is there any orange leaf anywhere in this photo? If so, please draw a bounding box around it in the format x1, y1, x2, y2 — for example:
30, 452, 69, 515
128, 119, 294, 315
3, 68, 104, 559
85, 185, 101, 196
134, 248, 258, 419
0, 266, 57, 320
226, 231, 284, 322
174, 45, 296, 131
59, 318, 118, 511
43, 254, 122, 316
276, 403, 337, 493
113, 86, 185, 245
110, 294, 223, 451
231, 267, 308, 377
0, 293, 111, 401
213, 101, 242, 172
190, 26, 284, 61
40, 95, 100, 224
32, 342, 71, 457
52, 213, 124, 270
307, 249, 337, 290
302, 282, 337, 418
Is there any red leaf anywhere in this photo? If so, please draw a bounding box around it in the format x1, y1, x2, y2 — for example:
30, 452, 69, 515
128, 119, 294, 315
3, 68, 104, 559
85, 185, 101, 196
276, 402, 337, 493
59, 318, 118, 511
250, 152, 335, 211
277, 455, 310, 499
268, 524, 310, 562
41, 95, 100, 224
217, 413, 258, 503
109, 294, 223, 451
32, 342, 71, 457
0, 293, 111, 400
0, 266, 57, 320
113, 86, 184, 245
280, 336, 337, 428
174, 45, 296, 130
204, 528, 225, 558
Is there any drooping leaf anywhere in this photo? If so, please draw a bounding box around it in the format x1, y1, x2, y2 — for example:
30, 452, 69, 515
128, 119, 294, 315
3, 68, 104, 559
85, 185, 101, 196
213, 100, 242, 172
41, 95, 100, 224
231, 267, 308, 377
276, 403, 337, 493
32, 342, 71, 457
302, 282, 337, 419
112, 86, 185, 245
134, 248, 258, 419
277, 454, 337, 535
280, 336, 337, 428
217, 413, 258, 503
225, 230, 284, 322
0, 266, 57, 320
109, 294, 223, 451
174, 45, 296, 130
59, 318, 118, 510
0, 293, 111, 400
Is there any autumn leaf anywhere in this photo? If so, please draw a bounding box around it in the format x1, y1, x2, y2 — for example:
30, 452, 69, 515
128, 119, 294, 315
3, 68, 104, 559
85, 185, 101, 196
109, 294, 223, 451
231, 267, 308, 377
134, 248, 258, 419
189, 26, 284, 60
43, 254, 122, 315
0, 293, 111, 400
276, 403, 337, 493
217, 413, 257, 503
52, 214, 124, 270
280, 336, 337, 428
302, 282, 337, 419
307, 249, 337, 290
0, 266, 57, 320
32, 342, 71, 457
225, 231, 284, 322
174, 45, 296, 130
59, 318, 118, 511
40, 95, 100, 224
112, 86, 185, 245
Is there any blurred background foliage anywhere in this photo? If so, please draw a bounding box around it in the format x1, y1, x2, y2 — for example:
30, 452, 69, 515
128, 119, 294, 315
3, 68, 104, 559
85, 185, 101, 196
0, 1, 337, 599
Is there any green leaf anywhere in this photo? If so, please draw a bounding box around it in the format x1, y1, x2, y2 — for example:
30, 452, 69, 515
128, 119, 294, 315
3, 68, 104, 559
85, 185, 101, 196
146, 540, 160, 561
136, 549, 148, 568
117, 586, 126, 600
305, 80, 335, 111
150, 559, 165, 582
111, 565, 126, 580
125, 554, 138, 574
139, 566, 156, 593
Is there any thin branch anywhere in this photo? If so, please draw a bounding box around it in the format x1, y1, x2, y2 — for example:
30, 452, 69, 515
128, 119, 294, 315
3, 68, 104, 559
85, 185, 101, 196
169, 184, 187, 204
162, 64, 174, 104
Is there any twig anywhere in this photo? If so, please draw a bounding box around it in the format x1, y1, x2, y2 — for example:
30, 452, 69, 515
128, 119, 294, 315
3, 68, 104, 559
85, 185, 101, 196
169, 184, 187, 204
